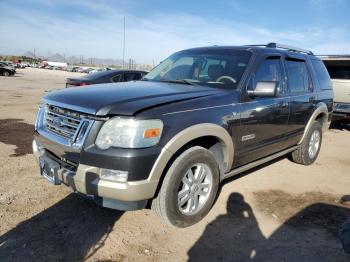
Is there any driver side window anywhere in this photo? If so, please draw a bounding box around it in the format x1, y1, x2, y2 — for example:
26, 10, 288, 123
253, 58, 282, 92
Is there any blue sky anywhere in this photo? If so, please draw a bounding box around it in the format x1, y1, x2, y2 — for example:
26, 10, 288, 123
0, 0, 349, 64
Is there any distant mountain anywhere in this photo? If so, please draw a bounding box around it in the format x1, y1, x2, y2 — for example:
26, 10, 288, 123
23, 51, 35, 58
48, 53, 65, 62
22, 50, 126, 66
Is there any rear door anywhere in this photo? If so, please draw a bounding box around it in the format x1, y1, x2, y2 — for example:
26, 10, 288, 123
284, 57, 315, 137
237, 55, 290, 166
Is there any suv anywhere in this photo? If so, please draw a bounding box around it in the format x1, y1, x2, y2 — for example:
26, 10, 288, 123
320, 55, 350, 121
33, 43, 333, 227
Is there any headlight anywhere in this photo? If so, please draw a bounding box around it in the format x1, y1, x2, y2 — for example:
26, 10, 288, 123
35, 101, 46, 130
95, 118, 163, 149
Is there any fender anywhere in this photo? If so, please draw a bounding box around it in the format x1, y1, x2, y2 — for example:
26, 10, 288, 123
298, 102, 329, 144
147, 123, 234, 182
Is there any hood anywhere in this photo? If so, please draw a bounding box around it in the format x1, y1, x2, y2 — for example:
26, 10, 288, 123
44, 81, 221, 116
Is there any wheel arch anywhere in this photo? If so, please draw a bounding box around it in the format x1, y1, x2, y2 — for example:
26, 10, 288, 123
298, 103, 329, 144
148, 124, 234, 184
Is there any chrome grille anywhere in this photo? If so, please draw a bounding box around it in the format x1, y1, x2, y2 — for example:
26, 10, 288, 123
44, 105, 82, 140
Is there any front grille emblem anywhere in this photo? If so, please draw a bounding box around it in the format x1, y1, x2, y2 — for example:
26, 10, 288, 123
52, 116, 64, 127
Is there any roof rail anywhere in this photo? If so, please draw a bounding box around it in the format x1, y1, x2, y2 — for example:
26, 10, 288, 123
247, 42, 314, 55
317, 54, 350, 58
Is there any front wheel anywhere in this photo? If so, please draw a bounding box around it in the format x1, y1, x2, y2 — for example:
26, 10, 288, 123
290, 120, 322, 165
2, 71, 10, 77
151, 146, 220, 227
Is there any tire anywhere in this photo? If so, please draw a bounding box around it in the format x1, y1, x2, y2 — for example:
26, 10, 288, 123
3, 71, 10, 77
290, 120, 322, 165
340, 218, 350, 254
151, 146, 220, 227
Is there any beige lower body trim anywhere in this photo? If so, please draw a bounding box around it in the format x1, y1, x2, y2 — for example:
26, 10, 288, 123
298, 104, 329, 144
62, 164, 159, 201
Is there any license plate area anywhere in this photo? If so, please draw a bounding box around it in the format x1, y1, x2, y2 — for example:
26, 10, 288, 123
39, 156, 61, 185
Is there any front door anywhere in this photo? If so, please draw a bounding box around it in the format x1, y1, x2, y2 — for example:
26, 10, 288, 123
236, 55, 290, 166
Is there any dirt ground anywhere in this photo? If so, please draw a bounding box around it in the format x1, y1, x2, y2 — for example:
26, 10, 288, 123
0, 68, 349, 262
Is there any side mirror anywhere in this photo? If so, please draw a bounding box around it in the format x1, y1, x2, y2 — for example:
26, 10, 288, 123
247, 81, 278, 98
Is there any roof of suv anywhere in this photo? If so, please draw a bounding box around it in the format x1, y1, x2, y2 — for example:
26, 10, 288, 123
182, 42, 315, 59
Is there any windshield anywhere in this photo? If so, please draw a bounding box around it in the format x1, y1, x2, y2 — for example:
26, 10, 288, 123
144, 49, 252, 89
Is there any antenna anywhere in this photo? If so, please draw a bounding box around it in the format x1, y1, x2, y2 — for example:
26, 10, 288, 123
122, 17, 126, 69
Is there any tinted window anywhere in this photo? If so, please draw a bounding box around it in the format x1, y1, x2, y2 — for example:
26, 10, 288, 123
311, 60, 332, 90
254, 58, 282, 84
144, 49, 252, 89
111, 74, 122, 82
285, 60, 310, 93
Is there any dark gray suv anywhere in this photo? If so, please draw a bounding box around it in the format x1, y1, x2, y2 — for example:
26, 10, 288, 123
33, 43, 333, 227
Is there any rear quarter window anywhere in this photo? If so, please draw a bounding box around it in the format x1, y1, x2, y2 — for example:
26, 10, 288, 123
311, 59, 332, 90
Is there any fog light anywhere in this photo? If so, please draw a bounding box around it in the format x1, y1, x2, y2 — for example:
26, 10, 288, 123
100, 168, 128, 182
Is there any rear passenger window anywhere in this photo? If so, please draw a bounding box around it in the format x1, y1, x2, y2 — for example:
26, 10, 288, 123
311, 60, 333, 90
285, 60, 310, 93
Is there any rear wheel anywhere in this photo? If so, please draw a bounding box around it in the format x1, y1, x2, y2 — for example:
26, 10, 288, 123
151, 146, 220, 227
290, 120, 322, 165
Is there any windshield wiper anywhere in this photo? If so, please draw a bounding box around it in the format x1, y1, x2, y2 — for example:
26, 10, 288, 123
159, 79, 199, 86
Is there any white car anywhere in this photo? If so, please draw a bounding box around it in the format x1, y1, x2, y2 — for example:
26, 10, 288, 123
321, 56, 350, 121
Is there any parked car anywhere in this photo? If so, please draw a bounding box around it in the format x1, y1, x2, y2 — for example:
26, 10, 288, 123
0, 62, 16, 76
88, 68, 104, 74
33, 43, 333, 227
65, 69, 147, 87
321, 55, 350, 121
0, 61, 15, 70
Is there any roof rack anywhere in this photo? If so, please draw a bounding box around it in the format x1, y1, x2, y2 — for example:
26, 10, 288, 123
247, 42, 314, 55
316, 54, 350, 58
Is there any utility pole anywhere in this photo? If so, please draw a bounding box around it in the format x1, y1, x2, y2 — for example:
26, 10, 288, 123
122, 16, 126, 69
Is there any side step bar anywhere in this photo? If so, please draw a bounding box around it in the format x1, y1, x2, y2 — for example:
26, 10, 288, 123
223, 146, 299, 180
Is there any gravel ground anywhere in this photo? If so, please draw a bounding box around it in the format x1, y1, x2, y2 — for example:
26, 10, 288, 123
0, 68, 349, 262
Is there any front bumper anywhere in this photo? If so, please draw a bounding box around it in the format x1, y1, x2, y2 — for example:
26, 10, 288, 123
33, 138, 160, 210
